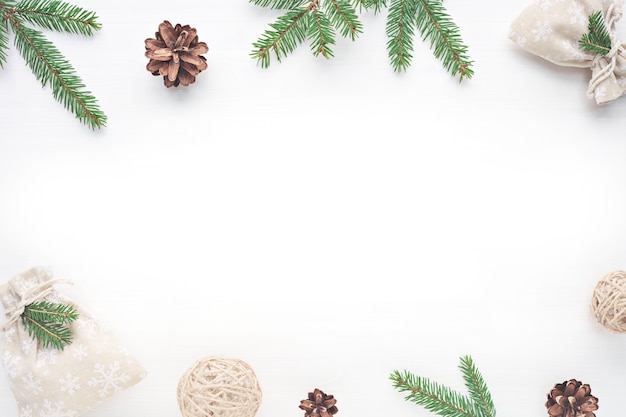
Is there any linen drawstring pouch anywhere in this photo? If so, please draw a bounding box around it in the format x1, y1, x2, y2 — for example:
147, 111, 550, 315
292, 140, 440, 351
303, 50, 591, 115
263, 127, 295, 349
0, 266, 146, 417
510, 0, 626, 104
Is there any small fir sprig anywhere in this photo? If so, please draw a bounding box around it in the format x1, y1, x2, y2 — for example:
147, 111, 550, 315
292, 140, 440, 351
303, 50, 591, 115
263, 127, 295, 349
578, 10, 612, 56
21, 300, 79, 350
0, 0, 106, 129
250, 0, 364, 67
250, 0, 473, 81
390, 355, 495, 417
385, 0, 473, 80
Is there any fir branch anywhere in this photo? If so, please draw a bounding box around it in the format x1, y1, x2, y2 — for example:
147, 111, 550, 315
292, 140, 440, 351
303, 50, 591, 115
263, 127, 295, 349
250, 0, 474, 80
23, 300, 79, 324
308, 8, 335, 57
386, 0, 417, 72
13, 0, 101, 36
390, 356, 496, 417
459, 356, 495, 417
361, 0, 386, 13
250, 0, 363, 67
249, 0, 307, 9
21, 301, 78, 350
22, 316, 73, 349
579, 10, 611, 56
251, 7, 310, 67
390, 370, 482, 417
0, 15, 8, 67
323, 0, 362, 40
6, 12, 106, 128
414, 0, 473, 81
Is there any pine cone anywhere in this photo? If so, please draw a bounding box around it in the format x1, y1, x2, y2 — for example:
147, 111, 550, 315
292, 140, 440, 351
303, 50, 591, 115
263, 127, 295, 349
546, 379, 598, 417
145, 20, 208, 87
299, 388, 338, 417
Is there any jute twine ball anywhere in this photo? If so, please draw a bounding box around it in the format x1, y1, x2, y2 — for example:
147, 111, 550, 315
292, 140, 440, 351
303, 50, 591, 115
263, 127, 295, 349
591, 270, 626, 333
177, 356, 262, 417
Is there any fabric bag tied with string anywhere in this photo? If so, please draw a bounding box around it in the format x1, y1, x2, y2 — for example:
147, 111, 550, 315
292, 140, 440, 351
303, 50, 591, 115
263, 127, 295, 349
0, 266, 146, 417
510, 0, 626, 104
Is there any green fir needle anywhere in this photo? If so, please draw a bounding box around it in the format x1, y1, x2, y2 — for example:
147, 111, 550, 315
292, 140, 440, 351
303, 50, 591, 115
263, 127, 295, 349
579, 10, 612, 56
0, 0, 106, 129
249, 0, 473, 81
391, 355, 496, 417
21, 300, 79, 350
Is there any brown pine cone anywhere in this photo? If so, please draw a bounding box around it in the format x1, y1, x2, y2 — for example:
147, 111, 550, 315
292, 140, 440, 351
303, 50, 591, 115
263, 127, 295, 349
145, 20, 208, 87
546, 379, 598, 417
299, 388, 338, 417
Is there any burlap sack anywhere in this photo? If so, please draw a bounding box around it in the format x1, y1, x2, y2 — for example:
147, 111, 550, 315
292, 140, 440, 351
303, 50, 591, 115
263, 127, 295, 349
510, 0, 626, 104
1, 266, 146, 417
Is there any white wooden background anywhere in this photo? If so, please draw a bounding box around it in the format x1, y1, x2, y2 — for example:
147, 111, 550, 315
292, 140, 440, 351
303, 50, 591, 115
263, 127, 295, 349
2, 1, 626, 417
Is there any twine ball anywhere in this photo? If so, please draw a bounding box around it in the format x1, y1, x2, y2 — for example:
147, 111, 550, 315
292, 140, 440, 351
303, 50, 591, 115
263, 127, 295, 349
177, 356, 262, 417
591, 270, 626, 333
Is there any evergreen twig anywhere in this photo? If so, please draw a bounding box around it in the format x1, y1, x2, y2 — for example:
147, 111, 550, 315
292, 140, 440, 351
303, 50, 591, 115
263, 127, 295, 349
414, 0, 473, 80
251, 7, 310, 67
459, 355, 496, 417
309, 7, 335, 57
250, 0, 473, 80
250, 0, 306, 9
0, 11, 8, 65
324, 0, 361, 40
21, 300, 79, 350
390, 356, 495, 417
386, 0, 417, 72
0, 0, 106, 129
13, 0, 100, 35
360, 0, 385, 13
579, 10, 611, 56
250, 0, 362, 67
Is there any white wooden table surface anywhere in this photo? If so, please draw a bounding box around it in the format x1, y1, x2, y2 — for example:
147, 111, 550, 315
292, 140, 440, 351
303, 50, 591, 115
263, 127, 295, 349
2, 1, 626, 417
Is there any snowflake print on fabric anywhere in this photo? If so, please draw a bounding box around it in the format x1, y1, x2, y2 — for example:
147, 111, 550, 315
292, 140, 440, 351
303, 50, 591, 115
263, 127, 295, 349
567, 1, 586, 24
536, 0, 553, 11
20, 405, 33, 417
59, 373, 80, 395
561, 39, 588, 60
39, 400, 77, 417
21, 276, 40, 291
70, 343, 88, 362
36, 349, 58, 368
3, 350, 21, 379
515, 34, 528, 47
531, 20, 553, 41
75, 317, 101, 341
510, 0, 626, 104
22, 338, 36, 354
87, 361, 131, 397
4, 325, 16, 344
21, 372, 44, 395
1, 267, 146, 417
3, 293, 17, 306
115, 345, 129, 356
